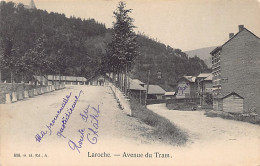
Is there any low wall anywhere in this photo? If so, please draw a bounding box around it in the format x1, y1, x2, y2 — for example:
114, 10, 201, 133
0, 83, 65, 104
166, 98, 200, 105
166, 98, 200, 110
146, 99, 166, 105
110, 84, 132, 116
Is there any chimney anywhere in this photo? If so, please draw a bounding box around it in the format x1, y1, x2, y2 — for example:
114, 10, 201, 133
229, 33, 234, 39
238, 25, 244, 32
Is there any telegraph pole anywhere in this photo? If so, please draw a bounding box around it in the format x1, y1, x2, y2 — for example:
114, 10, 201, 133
145, 70, 150, 108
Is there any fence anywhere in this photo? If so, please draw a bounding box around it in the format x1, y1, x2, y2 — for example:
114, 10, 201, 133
0, 84, 65, 104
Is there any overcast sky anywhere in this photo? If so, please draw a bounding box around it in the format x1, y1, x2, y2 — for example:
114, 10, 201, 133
6, 0, 260, 51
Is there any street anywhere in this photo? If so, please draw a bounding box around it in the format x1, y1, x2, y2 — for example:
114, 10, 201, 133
0, 86, 260, 166
148, 104, 260, 166
0, 86, 173, 166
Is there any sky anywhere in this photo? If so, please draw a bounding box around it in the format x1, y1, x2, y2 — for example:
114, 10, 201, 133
5, 0, 260, 51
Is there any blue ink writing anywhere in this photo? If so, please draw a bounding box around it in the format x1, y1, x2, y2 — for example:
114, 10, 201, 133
68, 105, 100, 153
35, 131, 47, 143
87, 105, 100, 144
57, 90, 84, 138
68, 128, 85, 153
35, 93, 71, 142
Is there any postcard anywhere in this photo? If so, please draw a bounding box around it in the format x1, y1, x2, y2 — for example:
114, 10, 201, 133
0, 0, 260, 165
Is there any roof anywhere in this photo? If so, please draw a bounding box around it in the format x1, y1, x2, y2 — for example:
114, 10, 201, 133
165, 92, 176, 96
128, 80, 146, 91
33, 75, 47, 82
144, 85, 166, 95
210, 28, 260, 55
178, 76, 196, 83
204, 74, 213, 81
214, 92, 244, 100
47, 75, 87, 81
197, 73, 211, 78
132, 79, 145, 85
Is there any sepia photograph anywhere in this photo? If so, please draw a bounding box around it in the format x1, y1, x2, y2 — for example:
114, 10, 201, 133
0, 0, 260, 165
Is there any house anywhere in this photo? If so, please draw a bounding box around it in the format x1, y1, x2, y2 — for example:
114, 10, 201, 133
164, 92, 176, 100
33, 75, 87, 85
127, 78, 146, 104
214, 92, 244, 113
210, 25, 260, 113
47, 75, 87, 85
176, 76, 197, 98
86, 74, 112, 86
196, 73, 213, 105
32, 75, 48, 85
144, 85, 166, 99
132, 79, 145, 87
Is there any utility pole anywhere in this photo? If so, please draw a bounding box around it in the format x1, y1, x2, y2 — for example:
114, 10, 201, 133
145, 70, 150, 108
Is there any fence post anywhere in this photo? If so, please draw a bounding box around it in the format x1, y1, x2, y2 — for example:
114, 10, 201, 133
12, 92, 17, 102
5, 93, 12, 104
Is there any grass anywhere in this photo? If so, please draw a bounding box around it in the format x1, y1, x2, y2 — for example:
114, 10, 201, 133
130, 99, 188, 145
204, 110, 260, 125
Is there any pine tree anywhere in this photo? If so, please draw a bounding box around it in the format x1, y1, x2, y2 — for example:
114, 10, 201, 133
109, 1, 139, 92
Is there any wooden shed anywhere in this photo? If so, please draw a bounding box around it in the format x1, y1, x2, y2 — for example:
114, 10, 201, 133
213, 92, 244, 113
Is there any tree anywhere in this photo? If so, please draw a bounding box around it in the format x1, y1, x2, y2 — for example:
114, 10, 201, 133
24, 34, 53, 85
108, 1, 139, 93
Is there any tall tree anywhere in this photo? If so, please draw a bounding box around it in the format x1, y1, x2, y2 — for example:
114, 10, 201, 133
109, 1, 139, 92
24, 34, 52, 85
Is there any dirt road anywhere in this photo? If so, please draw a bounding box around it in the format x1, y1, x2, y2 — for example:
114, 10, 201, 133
148, 104, 260, 166
0, 86, 172, 166
1, 85, 260, 166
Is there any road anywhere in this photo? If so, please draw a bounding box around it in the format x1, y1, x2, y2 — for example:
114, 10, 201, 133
1, 85, 260, 166
0, 86, 174, 166
148, 104, 260, 166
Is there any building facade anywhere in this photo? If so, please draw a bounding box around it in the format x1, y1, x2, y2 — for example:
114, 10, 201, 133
196, 73, 212, 105
210, 25, 260, 113
176, 76, 197, 99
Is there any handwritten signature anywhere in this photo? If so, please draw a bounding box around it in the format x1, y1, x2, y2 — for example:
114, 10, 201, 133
35, 92, 72, 142
68, 105, 100, 153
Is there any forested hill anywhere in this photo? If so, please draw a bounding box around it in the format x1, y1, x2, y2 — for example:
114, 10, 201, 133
0, 1, 109, 82
131, 36, 209, 91
0, 1, 209, 90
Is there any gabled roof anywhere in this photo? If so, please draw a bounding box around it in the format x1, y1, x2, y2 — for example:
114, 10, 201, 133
197, 73, 211, 78
128, 80, 146, 91
204, 74, 213, 81
210, 28, 260, 55
132, 79, 145, 85
214, 92, 244, 99
177, 76, 196, 83
144, 85, 166, 95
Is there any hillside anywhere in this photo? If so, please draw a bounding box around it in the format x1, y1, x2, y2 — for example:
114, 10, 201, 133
0, 1, 209, 91
185, 46, 216, 67
130, 36, 209, 91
